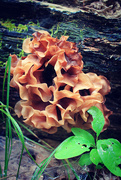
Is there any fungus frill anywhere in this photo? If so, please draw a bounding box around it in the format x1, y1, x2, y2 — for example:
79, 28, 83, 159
10, 31, 112, 134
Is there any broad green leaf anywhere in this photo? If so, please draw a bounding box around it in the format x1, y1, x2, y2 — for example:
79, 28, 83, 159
97, 138, 121, 177
90, 149, 102, 165
87, 106, 105, 137
78, 153, 92, 166
54, 136, 93, 159
71, 128, 95, 146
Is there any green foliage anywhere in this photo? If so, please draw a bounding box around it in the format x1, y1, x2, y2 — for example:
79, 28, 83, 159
50, 23, 60, 37
87, 106, 105, 137
78, 153, 92, 166
97, 139, 121, 176
0, 19, 16, 31
54, 135, 94, 159
31, 150, 56, 180
16, 24, 28, 33
0, 19, 42, 34
0, 61, 6, 67
54, 106, 121, 177
17, 49, 25, 58
90, 149, 102, 166
72, 128, 95, 145
0, 19, 28, 33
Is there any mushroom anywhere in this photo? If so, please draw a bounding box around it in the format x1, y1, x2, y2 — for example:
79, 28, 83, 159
10, 31, 112, 133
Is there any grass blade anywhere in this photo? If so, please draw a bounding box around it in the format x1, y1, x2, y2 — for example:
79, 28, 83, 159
65, 159, 80, 180
3, 56, 12, 178
31, 148, 58, 180
6, 56, 11, 107
32, 156, 54, 180
0, 106, 25, 179
62, 160, 71, 180
24, 136, 52, 151
17, 121, 53, 151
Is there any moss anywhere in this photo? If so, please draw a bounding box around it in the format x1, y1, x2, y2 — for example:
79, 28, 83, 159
0, 40, 2, 49
0, 19, 29, 33
0, 19, 42, 34
27, 20, 40, 28
0, 61, 6, 67
17, 49, 25, 58
49, 21, 84, 43
0, 19, 16, 31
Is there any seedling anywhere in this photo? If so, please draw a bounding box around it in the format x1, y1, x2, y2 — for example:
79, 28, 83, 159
54, 106, 121, 177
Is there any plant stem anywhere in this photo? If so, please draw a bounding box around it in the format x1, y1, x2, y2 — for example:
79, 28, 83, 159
65, 159, 80, 180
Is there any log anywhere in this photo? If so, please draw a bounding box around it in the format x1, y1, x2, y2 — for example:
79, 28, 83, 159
0, 0, 121, 141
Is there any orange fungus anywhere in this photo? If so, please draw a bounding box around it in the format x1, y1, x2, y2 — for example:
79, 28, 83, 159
10, 31, 112, 134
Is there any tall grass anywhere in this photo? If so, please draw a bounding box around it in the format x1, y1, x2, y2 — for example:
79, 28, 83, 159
0, 56, 80, 180
1, 56, 13, 179
0, 56, 25, 179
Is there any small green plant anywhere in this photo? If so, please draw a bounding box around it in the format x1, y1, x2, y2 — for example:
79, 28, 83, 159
17, 24, 28, 33
0, 19, 28, 33
0, 19, 16, 31
50, 23, 60, 37
17, 49, 25, 58
54, 106, 121, 178
0, 61, 6, 67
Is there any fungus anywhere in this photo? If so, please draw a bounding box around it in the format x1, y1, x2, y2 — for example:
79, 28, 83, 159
10, 31, 112, 134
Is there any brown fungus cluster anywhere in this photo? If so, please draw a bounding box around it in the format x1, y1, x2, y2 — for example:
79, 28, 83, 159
10, 31, 112, 134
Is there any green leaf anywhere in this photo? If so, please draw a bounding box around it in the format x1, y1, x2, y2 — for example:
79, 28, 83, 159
90, 149, 102, 166
71, 128, 95, 146
54, 136, 93, 159
78, 153, 92, 166
97, 138, 121, 177
87, 106, 105, 137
